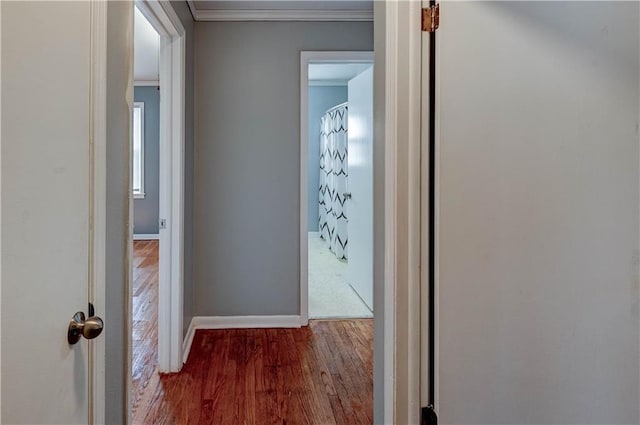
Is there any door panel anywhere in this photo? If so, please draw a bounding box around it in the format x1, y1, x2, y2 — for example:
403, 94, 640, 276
436, 2, 639, 423
347, 66, 374, 310
2, 2, 96, 423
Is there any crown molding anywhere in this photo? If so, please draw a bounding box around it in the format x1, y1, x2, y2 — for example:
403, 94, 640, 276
186, 0, 198, 20
186, 4, 373, 22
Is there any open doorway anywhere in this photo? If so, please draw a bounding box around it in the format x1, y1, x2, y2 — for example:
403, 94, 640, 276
131, 5, 161, 420
300, 52, 374, 320
129, 1, 186, 422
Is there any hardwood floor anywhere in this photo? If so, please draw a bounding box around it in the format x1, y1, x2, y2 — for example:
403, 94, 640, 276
132, 240, 160, 423
131, 241, 373, 425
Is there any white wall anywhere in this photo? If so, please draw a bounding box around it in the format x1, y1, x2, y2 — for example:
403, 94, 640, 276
436, 2, 640, 423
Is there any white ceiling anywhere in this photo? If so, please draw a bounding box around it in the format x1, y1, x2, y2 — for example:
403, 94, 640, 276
134, 7, 160, 83
188, 0, 373, 21
309, 63, 372, 86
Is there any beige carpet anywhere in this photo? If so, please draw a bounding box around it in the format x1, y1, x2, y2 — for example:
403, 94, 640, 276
308, 232, 373, 319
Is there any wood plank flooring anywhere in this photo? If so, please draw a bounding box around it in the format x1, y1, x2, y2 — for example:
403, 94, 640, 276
132, 240, 160, 424
131, 241, 373, 425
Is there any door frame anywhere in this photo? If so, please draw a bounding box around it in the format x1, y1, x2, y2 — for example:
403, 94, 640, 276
132, 0, 185, 376
299, 50, 374, 325
90, 1, 108, 422
374, 1, 424, 423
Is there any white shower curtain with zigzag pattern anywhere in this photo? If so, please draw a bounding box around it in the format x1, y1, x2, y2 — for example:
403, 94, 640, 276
318, 103, 348, 260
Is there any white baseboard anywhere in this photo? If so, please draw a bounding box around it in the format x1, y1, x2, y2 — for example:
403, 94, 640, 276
192, 315, 303, 329
182, 319, 197, 364
133, 233, 160, 240
182, 315, 302, 363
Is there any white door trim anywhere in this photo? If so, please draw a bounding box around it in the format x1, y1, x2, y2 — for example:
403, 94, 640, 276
134, 0, 186, 376
299, 50, 374, 325
377, 1, 424, 423
89, 0, 107, 422
186, 1, 373, 22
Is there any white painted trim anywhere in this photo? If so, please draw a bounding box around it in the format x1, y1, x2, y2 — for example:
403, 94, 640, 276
134, 0, 185, 376
134, 80, 160, 87
125, 5, 135, 424
382, 5, 397, 422
302, 51, 375, 65
168, 25, 186, 374
189, 8, 373, 22
381, 1, 423, 423
432, 3, 442, 413
89, 1, 107, 423
309, 79, 349, 87
405, 1, 424, 422
420, 0, 431, 412
299, 51, 374, 327
133, 234, 160, 241
300, 57, 309, 327
133, 102, 145, 198
192, 315, 303, 329
136, 0, 185, 38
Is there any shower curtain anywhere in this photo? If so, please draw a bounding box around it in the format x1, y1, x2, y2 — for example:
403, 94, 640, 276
318, 102, 348, 260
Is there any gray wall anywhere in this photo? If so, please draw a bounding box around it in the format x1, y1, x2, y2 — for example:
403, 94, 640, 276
169, 0, 195, 340
194, 22, 373, 316
307, 86, 347, 231
133, 86, 160, 235
105, 1, 132, 423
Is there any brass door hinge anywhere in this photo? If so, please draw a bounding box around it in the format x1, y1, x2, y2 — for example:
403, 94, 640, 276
422, 4, 440, 32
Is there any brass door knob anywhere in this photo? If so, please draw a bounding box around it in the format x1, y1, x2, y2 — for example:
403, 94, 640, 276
68, 311, 104, 345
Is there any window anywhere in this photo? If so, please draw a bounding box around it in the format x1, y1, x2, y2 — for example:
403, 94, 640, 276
133, 102, 145, 199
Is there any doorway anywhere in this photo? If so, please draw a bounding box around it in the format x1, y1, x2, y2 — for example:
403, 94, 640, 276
131, 5, 161, 420
128, 0, 186, 421
300, 52, 374, 321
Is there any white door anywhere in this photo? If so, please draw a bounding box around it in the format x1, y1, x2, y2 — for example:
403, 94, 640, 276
347, 66, 374, 310
433, 2, 640, 423
2, 2, 106, 423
